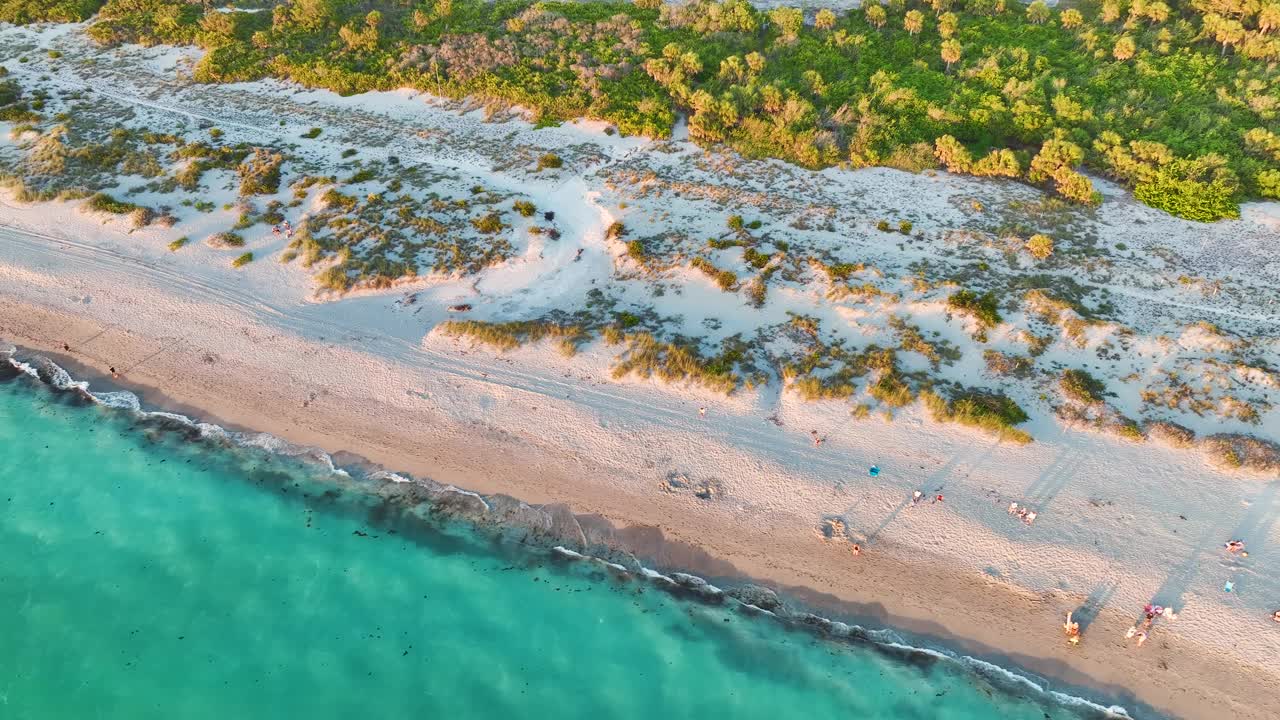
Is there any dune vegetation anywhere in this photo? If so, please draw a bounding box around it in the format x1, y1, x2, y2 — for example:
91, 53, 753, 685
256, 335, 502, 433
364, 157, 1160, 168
3, 0, 1267, 221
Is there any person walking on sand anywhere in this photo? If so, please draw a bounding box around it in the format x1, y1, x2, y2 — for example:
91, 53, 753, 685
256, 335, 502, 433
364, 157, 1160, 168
811, 430, 824, 447
698, 406, 706, 418
912, 490, 923, 506
851, 544, 861, 556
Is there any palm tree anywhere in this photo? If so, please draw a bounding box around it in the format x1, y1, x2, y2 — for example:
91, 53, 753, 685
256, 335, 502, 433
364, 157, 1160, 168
904, 9, 924, 36
941, 39, 962, 72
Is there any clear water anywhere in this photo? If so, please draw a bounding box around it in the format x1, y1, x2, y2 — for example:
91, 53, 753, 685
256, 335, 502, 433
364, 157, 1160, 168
0, 373, 1113, 719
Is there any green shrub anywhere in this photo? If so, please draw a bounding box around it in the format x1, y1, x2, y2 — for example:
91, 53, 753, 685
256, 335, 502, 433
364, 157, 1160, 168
85, 192, 139, 215
513, 200, 536, 217
1026, 234, 1054, 260
231, 252, 254, 268
948, 290, 1002, 328
302, 128, 322, 139
471, 212, 506, 234
167, 236, 189, 251
0, 0, 103, 25
1060, 369, 1107, 404
536, 153, 563, 171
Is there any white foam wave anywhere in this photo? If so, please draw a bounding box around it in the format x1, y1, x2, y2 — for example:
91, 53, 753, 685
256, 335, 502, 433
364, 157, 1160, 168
90, 390, 142, 411
441, 485, 490, 511
960, 655, 1132, 718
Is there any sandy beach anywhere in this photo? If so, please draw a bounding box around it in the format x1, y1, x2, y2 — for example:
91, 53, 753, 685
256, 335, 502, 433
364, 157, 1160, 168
3, 21, 1279, 719
3, 223, 1278, 720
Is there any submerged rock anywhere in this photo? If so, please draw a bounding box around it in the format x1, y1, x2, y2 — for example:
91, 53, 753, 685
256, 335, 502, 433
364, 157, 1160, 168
727, 584, 784, 613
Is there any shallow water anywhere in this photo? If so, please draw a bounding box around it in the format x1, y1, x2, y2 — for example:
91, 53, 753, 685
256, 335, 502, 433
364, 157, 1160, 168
0, 372, 1114, 719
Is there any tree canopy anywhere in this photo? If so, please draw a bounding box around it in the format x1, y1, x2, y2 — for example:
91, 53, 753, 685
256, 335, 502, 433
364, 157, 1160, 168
6, 0, 1279, 220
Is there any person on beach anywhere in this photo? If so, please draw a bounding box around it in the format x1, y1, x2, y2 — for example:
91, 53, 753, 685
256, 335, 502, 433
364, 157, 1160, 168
698, 406, 706, 418
1135, 630, 1148, 647
1272, 610, 1280, 624
1225, 540, 1248, 557
851, 544, 861, 556
1064, 612, 1081, 646
1008, 501, 1019, 515
811, 430, 824, 447
1025, 510, 1037, 525
912, 490, 923, 505
933, 494, 944, 504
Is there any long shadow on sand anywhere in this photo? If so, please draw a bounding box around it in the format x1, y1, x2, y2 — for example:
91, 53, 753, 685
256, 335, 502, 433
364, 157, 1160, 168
1023, 446, 1084, 514
1071, 579, 1119, 635
864, 443, 995, 544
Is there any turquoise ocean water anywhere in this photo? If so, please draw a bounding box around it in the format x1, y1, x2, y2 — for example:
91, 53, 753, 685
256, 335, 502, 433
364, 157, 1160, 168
0, 359, 1125, 719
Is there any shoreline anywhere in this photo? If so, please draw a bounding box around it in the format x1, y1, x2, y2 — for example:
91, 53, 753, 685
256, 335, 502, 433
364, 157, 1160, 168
2, 340, 1136, 719
4, 294, 1275, 720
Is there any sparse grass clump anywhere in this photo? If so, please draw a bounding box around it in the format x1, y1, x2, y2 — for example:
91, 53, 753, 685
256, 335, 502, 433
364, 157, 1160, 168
923, 388, 1032, 443
167, 236, 189, 251
238, 148, 283, 196
983, 350, 1033, 377
1144, 421, 1196, 448
302, 128, 322, 139
536, 153, 563, 171
316, 265, 351, 292
440, 319, 588, 353
207, 231, 245, 248
471, 212, 506, 234
1060, 369, 1107, 404
1201, 434, 1280, 473
691, 257, 737, 291
231, 252, 254, 268
612, 332, 739, 395
513, 200, 536, 217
